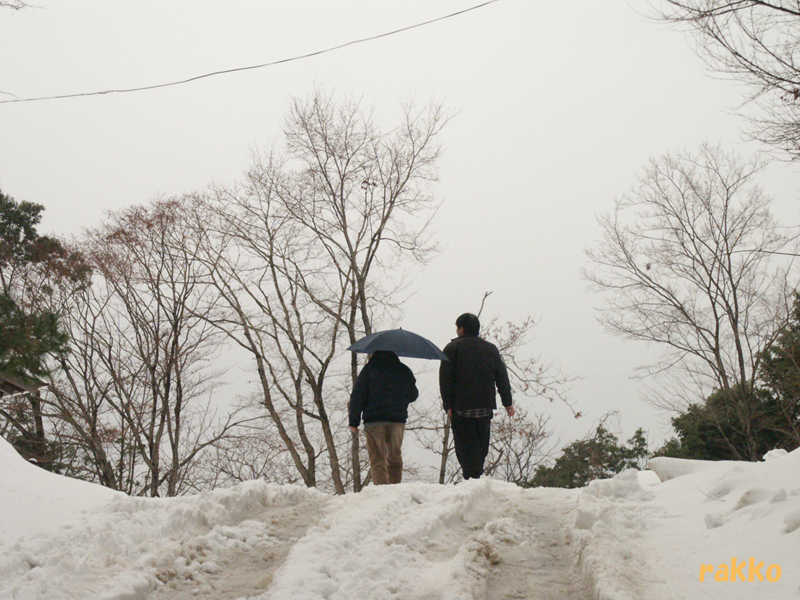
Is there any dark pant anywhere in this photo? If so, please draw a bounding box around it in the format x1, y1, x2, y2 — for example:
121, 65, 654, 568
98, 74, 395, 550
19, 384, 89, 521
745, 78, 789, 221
451, 415, 491, 479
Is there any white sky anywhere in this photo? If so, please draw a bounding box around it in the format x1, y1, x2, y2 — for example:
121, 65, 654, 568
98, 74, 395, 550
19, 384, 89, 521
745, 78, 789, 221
1, 0, 799, 448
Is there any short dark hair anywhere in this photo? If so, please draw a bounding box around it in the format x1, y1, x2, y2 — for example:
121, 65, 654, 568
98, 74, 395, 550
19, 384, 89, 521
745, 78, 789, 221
456, 313, 480, 336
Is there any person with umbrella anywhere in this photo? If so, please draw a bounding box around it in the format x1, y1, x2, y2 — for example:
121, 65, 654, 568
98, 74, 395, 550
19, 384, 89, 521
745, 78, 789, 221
348, 329, 447, 485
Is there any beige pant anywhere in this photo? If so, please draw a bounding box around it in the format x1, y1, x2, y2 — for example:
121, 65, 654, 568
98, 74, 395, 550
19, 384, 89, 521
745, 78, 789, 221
364, 422, 405, 485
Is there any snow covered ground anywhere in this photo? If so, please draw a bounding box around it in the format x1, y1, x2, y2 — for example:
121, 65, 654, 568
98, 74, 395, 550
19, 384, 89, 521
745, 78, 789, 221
1, 435, 798, 599
0, 437, 120, 546
575, 448, 800, 600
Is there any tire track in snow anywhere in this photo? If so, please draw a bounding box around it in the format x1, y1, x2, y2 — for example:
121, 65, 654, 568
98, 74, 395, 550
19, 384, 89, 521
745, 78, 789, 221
148, 498, 327, 600
484, 491, 591, 600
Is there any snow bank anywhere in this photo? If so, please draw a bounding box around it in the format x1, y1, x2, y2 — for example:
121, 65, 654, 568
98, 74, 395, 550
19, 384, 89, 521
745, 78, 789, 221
572, 469, 674, 600
2, 468, 584, 600
574, 450, 800, 600
0, 436, 119, 544
4, 428, 799, 600
648, 455, 739, 482
0, 434, 325, 600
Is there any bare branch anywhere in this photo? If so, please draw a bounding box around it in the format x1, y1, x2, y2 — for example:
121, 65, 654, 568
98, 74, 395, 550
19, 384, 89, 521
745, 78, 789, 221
659, 1, 800, 157
586, 144, 798, 458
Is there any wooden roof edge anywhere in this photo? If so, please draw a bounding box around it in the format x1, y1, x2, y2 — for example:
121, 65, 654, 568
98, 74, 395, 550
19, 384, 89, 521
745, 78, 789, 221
0, 371, 48, 393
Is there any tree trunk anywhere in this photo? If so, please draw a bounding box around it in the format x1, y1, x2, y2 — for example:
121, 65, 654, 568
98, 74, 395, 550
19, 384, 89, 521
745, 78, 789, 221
439, 414, 451, 485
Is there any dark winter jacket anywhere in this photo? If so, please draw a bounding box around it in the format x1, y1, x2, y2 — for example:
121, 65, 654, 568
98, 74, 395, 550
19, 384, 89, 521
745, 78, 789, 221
439, 335, 512, 412
349, 351, 419, 427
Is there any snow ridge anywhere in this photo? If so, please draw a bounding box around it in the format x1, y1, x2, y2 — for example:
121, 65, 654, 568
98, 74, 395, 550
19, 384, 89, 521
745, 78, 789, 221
3, 435, 800, 600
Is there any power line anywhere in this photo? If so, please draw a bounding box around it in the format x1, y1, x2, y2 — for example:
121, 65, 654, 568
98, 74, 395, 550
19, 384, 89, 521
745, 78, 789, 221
0, 0, 504, 105
735, 249, 800, 258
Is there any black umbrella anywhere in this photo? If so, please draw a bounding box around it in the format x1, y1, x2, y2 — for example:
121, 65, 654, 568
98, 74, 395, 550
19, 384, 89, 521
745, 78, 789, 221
347, 329, 448, 361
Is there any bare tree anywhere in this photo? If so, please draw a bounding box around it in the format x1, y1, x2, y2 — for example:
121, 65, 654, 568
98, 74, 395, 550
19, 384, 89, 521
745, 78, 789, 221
482, 314, 577, 413
194, 188, 346, 492
189, 409, 303, 491
45, 200, 247, 495
659, 1, 800, 157
586, 144, 799, 459
408, 405, 460, 483
192, 92, 445, 493
281, 94, 444, 491
29, 275, 138, 490
483, 407, 553, 485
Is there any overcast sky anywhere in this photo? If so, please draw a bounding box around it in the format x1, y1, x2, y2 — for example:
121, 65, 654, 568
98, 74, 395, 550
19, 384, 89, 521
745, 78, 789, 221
2, 0, 798, 448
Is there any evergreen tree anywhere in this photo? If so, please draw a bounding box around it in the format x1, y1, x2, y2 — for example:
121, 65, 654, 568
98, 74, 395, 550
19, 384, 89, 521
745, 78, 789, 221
0, 189, 89, 468
759, 293, 800, 449
654, 384, 790, 460
0, 190, 88, 375
655, 298, 800, 461
526, 425, 649, 489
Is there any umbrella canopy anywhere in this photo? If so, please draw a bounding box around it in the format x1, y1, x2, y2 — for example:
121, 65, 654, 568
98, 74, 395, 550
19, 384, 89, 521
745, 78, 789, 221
347, 329, 448, 361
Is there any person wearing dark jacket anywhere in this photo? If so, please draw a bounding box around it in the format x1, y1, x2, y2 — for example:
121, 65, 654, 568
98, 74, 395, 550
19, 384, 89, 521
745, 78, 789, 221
349, 350, 419, 485
439, 313, 514, 480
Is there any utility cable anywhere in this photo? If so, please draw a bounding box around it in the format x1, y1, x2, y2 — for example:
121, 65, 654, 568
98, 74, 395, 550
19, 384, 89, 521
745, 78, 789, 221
0, 0, 503, 105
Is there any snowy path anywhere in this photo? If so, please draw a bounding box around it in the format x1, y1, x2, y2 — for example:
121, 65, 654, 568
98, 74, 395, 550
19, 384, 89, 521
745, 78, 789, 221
483, 490, 590, 600
143, 479, 589, 600
148, 496, 326, 600
250, 480, 589, 600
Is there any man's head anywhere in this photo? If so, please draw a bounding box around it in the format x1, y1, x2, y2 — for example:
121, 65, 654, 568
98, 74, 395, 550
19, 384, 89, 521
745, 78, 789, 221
455, 313, 480, 337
